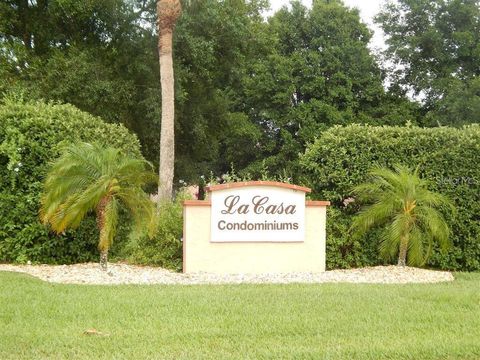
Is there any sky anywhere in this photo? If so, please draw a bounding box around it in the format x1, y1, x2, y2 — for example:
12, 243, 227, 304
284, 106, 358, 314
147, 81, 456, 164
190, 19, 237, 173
265, 0, 387, 51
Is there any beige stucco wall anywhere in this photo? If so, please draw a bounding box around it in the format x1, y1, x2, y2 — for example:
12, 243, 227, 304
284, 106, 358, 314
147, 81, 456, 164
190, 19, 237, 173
183, 203, 326, 274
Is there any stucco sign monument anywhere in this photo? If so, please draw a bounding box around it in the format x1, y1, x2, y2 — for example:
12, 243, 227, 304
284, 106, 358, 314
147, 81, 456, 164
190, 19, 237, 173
183, 181, 329, 274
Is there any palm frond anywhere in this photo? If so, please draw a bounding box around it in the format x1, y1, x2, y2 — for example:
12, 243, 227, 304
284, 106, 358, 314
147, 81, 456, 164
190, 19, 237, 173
116, 188, 157, 238
369, 166, 407, 191
116, 158, 158, 187
379, 225, 401, 261
47, 177, 111, 233
351, 182, 385, 202
351, 200, 397, 237
379, 211, 413, 263
406, 225, 426, 266
416, 188, 455, 213
416, 206, 451, 252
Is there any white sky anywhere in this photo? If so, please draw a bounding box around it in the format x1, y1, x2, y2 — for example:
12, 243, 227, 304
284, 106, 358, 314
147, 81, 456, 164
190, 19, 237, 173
265, 0, 386, 51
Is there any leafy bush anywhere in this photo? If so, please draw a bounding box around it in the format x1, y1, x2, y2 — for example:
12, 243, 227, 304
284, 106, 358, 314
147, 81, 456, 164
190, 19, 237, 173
126, 192, 190, 271
302, 124, 480, 271
0, 96, 142, 263
325, 207, 382, 270
0, 193, 99, 263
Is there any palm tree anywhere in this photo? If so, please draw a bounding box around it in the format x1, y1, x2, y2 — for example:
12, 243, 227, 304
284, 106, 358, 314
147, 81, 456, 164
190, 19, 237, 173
157, 0, 182, 202
40, 143, 157, 271
351, 165, 453, 267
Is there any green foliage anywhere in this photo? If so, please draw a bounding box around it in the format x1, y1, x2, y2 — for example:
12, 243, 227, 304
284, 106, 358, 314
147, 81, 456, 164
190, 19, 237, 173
126, 191, 190, 271
351, 165, 453, 266
302, 124, 480, 270
377, 0, 480, 124
0, 0, 272, 183
0, 0, 423, 185
40, 143, 157, 261
0, 193, 98, 264
425, 77, 480, 127
0, 0, 161, 163
325, 207, 380, 270
205, 162, 293, 186
238, 0, 419, 179
173, 0, 269, 181
0, 97, 142, 264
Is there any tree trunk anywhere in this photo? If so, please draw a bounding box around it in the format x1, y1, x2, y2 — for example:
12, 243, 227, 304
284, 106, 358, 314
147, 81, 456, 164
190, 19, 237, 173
100, 249, 109, 271
397, 235, 408, 266
96, 196, 110, 271
157, 0, 181, 202
19, 0, 32, 50
158, 29, 175, 202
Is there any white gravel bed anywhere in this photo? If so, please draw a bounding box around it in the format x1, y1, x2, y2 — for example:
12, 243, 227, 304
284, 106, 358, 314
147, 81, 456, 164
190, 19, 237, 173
0, 263, 454, 285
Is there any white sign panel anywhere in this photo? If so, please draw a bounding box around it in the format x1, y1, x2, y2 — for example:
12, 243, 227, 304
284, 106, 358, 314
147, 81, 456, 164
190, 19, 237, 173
210, 186, 305, 242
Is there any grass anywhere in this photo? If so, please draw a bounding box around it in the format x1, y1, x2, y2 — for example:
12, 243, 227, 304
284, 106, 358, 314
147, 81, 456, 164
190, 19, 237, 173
0, 271, 479, 359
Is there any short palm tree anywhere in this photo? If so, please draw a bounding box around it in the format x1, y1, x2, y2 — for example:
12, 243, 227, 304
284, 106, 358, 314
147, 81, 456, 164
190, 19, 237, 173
40, 143, 157, 270
351, 165, 453, 267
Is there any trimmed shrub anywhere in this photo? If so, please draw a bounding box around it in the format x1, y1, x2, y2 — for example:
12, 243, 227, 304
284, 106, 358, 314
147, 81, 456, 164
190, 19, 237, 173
325, 207, 380, 269
301, 124, 480, 271
0, 96, 142, 263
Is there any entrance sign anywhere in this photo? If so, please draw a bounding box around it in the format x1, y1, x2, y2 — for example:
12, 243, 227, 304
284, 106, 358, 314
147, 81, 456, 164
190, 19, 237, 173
210, 185, 305, 242
183, 181, 329, 274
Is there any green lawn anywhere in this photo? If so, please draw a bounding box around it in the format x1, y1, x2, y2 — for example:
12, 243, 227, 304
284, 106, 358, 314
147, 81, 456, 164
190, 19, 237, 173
0, 271, 479, 360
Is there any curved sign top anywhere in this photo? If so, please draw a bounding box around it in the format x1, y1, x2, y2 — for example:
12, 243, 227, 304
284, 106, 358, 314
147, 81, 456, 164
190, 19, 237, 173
206, 180, 311, 194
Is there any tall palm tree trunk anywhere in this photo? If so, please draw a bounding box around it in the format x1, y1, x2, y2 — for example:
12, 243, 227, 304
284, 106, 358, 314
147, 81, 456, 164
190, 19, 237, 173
157, 0, 181, 202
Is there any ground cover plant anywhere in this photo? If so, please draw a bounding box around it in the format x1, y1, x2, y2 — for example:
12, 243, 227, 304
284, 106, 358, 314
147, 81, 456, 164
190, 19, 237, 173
0, 271, 479, 359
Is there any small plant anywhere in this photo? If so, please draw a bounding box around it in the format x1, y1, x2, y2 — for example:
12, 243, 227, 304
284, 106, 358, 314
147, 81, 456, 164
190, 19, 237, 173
206, 162, 293, 187
40, 143, 157, 270
351, 165, 454, 267
126, 190, 190, 271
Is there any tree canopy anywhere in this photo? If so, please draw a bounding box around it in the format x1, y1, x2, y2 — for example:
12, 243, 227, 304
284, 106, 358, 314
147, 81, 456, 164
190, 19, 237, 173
236, 0, 419, 177
0, 0, 477, 184
377, 0, 480, 125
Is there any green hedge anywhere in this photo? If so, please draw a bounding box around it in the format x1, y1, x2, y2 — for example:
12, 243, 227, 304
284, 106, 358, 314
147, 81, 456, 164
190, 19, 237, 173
0, 96, 142, 263
301, 124, 480, 271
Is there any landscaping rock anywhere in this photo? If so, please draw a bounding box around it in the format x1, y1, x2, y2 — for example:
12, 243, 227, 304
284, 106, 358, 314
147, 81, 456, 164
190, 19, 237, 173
0, 263, 454, 285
